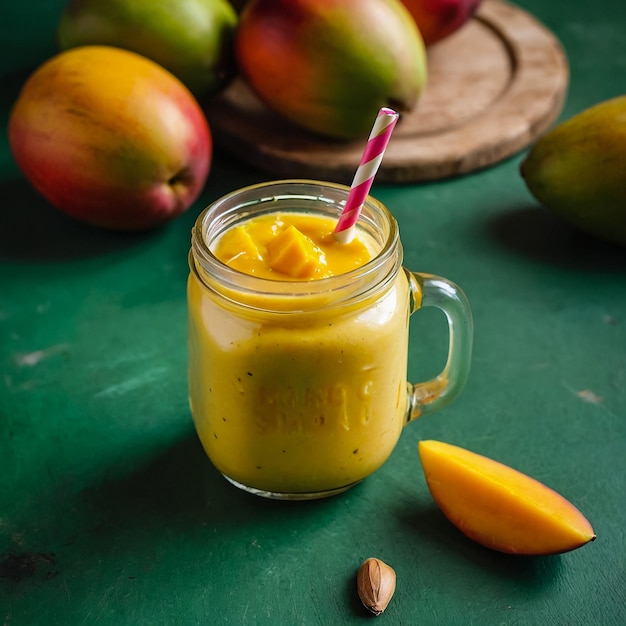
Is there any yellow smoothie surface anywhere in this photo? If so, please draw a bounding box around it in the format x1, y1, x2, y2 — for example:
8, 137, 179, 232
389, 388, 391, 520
212, 213, 372, 279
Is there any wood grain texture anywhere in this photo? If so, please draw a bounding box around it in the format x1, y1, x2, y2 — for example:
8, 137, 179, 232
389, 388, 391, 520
205, 0, 569, 183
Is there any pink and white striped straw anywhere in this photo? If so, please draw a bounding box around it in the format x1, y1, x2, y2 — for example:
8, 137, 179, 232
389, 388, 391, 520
334, 107, 399, 243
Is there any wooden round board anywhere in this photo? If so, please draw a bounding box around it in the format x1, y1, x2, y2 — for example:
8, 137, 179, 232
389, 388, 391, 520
204, 0, 569, 184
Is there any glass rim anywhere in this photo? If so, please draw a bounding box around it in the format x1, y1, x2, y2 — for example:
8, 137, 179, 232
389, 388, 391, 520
190, 179, 402, 301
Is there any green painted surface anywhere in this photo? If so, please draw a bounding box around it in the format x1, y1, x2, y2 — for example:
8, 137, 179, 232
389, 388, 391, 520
1, 1, 625, 624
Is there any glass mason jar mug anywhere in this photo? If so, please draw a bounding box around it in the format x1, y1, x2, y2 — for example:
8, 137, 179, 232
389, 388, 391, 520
188, 180, 473, 500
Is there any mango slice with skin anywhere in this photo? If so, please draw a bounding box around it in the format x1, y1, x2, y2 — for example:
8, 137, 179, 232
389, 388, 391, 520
267, 225, 326, 279
418, 440, 596, 555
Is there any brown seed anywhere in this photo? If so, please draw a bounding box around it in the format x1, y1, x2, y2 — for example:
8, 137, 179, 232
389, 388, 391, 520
357, 557, 396, 616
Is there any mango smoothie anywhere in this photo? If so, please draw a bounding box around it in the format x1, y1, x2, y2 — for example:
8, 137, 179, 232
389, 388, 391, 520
188, 210, 411, 496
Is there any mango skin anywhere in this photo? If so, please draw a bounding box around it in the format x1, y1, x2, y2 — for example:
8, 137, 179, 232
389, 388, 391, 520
418, 440, 596, 555
235, 0, 427, 139
8, 46, 212, 231
520, 96, 626, 247
58, 0, 238, 97
400, 0, 482, 46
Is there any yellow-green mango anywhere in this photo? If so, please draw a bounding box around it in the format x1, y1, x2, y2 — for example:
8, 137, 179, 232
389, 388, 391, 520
58, 0, 238, 97
520, 95, 626, 246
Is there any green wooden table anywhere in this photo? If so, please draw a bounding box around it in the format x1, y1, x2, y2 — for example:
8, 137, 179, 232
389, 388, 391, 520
2, 1, 625, 623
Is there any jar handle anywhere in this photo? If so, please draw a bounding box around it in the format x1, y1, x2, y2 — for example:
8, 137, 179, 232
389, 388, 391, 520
404, 270, 473, 423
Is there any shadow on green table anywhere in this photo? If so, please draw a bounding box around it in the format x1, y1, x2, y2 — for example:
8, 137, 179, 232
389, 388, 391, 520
0, 179, 155, 261
79, 432, 339, 534
1, 430, 340, 580
488, 203, 626, 273
398, 504, 565, 590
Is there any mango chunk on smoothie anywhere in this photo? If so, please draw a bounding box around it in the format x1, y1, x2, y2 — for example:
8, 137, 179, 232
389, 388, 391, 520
216, 225, 262, 265
267, 224, 326, 278
418, 440, 596, 555
212, 213, 372, 280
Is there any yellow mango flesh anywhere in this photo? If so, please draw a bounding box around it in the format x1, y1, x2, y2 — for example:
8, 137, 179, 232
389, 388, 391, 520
418, 440, 596, 555
212, 212, 371, 280
266, 224, 324, 278
216, 225, 263, 265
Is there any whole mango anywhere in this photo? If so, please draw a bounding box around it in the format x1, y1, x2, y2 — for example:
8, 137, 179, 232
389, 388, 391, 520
235, 0, 427, 139
8, 46, 212, 231
58, 0, 238, 97
520, 96, 626, 246
399, 0, 482, 46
